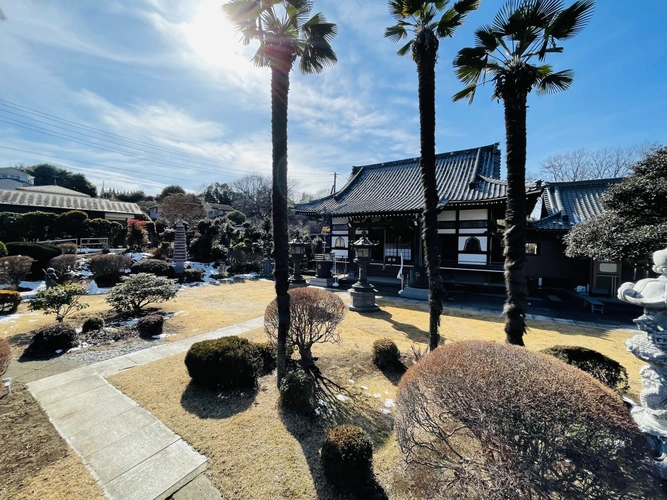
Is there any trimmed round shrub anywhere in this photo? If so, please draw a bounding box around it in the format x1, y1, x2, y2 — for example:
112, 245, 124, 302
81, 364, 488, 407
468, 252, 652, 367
372, 339, 401, 370
321, 425, 374, 492
49, 254, 78, 275
0, 241, 7, 258
395, 340, 656, 500
89, 253, 132, 285
81, 316, 105, 333
131, 258, 170, 276
252, 341, 276, 376
24, 323, 77, 357
279, 369, 316, 414
6, 241, 62, 276
137, 314, 164, 338
0, 290, 22, 313
0, 338, 10, 377
184, 336, 261, 390
541, 345, 630, 393
184, 268, 204, 283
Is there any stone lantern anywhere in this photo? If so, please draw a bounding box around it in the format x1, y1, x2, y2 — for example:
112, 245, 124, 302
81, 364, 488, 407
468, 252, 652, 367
289, 233, 307, 287
618, 245, 667, 478
349, 231, 379, 312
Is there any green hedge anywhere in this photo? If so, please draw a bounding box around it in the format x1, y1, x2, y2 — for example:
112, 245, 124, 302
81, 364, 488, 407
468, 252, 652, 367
6, 241, 62, 276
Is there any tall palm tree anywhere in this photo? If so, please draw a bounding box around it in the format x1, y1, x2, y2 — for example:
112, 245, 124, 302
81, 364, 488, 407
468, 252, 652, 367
224, 0, 337, 384
385, 0, 479, 351
453, 0, 594, 345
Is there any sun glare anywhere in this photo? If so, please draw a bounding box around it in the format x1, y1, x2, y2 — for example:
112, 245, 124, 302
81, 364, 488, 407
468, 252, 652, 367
182, 0, 254, 71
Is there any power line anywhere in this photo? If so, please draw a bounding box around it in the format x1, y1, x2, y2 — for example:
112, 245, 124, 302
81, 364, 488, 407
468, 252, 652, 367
0, 99, 257, 170
0, 145, 201, 184
0, 99, 333, 179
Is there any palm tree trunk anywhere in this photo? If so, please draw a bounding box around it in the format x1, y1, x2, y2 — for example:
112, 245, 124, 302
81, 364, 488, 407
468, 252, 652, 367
502, 91, 529, 346
271, 64, 291, 385
414, 31, 445, 352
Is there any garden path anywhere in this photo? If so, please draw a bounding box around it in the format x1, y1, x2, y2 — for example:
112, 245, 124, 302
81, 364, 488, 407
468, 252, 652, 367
26, 316, 263, 500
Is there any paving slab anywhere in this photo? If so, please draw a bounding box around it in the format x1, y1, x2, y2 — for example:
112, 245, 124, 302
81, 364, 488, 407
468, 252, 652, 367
87, 421, 180, 484
24, 315, 261, 500
171, 474, 223, 500
102, 440, 207, 500
44, 383, 123, 420
27, 365, 95, 394
92, 356, 139, 377
67, 406, 158, 457
51, 391, 138, 437
36, 373, 108, 405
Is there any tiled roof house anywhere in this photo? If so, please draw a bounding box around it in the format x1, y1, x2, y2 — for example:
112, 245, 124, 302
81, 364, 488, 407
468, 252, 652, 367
0, 188, 143, 221
296, 144, 542, 287
525, 178, 625, 292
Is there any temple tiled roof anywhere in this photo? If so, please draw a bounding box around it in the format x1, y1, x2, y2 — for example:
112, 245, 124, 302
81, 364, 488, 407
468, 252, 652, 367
531, 177, 623, 230
296, 144, 540, 216
0, 188, 142, 216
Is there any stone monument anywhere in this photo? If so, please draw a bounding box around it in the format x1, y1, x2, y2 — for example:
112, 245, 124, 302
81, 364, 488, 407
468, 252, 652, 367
173, 222, 187, 277
618, 246, 667, 477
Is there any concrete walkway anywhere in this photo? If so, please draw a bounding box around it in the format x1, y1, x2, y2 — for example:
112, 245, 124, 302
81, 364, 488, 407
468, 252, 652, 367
27, 316, 264, 500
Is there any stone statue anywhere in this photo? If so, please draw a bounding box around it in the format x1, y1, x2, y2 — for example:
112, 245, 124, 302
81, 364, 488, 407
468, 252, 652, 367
44, 267, 58, 288
618, 246, 667, 477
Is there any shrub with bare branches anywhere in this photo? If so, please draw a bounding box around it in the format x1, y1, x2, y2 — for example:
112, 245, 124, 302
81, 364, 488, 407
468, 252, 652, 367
0, 338, 10, 378
88, 253, 132, 283
264, 287, 345, 371
395, 340, 656, 500
0, 255, 34, 289
49, 254, 79, 275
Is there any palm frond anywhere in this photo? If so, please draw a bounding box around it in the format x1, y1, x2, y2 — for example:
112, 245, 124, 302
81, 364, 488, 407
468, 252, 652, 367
474, 25, 500, 52
535, 68, 573, 94
397, 39, 414, 56
453, 0, 481, 15
547, 0, 594, 40
452, 83, 479, 104
436, 8, 462, 38
453, 46, 488, 84
302, 13, 337, 43
385, 24, 409, 42
223, 0, 263, 22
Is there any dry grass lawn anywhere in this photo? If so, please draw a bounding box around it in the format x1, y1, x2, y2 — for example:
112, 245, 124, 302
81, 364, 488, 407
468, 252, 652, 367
110, 292, 644, 500
0, 383, 104, 500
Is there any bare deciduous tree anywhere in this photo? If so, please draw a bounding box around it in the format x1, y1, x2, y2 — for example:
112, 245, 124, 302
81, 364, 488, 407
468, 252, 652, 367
264, 287, 345, 372
540, 142, 659, 182
159, 193, 205, 225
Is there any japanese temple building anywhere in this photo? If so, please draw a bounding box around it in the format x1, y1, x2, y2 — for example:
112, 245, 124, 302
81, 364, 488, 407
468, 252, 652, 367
296, 143, 543, 287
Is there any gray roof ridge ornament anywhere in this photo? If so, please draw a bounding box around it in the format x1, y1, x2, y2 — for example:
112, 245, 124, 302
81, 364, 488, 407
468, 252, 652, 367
468, 148, 482, 190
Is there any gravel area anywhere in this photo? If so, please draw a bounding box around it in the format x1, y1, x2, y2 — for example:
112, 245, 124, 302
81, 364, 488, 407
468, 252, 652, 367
64, 336, 164, 364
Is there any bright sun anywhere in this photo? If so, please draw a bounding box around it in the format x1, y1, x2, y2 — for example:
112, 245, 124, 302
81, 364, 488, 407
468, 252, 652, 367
182, 0, 255, 71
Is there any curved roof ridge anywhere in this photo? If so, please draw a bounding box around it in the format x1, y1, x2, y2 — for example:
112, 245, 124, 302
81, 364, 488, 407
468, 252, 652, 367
544, 177, 624, 187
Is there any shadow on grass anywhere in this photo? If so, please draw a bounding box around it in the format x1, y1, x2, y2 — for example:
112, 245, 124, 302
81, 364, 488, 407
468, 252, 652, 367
378, 365, 406, 386
180, 381, 257, 420
358, 309, 429, 343
280, 375, 391, 500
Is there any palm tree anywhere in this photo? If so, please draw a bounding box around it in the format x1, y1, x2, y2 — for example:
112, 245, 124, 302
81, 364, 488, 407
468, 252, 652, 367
224, 0, 337, 384
453, 0, 594, 345
385, 0, 479, 351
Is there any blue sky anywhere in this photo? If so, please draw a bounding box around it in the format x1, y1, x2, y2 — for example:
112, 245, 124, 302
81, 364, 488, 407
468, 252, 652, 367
0, 0, 665, 197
